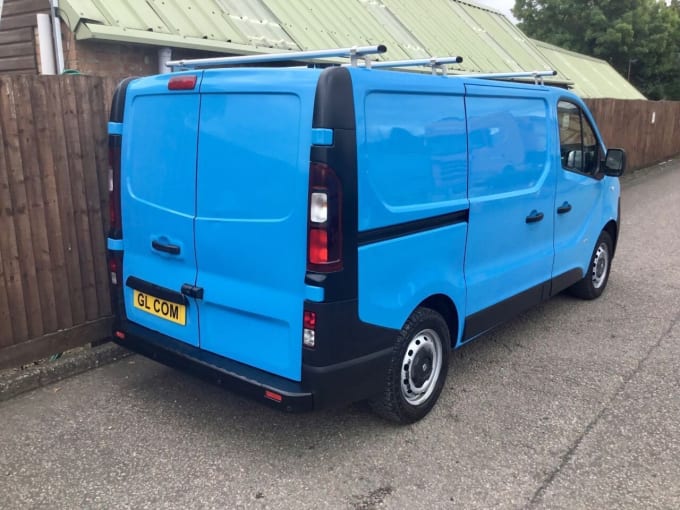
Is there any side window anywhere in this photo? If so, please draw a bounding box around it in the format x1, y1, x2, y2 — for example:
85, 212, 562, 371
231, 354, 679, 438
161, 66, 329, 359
558, 100, 601, 175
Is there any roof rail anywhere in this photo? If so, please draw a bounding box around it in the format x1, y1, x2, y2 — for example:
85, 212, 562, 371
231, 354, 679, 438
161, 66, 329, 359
460, 70, 557, 85
360, 56, 464, 75
166, 45, 388, 71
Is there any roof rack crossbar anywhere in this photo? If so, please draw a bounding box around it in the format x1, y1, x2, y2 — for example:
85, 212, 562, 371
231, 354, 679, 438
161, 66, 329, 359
361, 56, 464, 75
461, 70, 557, 85
166, 45, 387, 71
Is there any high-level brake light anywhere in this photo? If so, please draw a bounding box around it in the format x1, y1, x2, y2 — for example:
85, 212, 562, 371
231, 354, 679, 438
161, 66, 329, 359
168, 75, 197, 90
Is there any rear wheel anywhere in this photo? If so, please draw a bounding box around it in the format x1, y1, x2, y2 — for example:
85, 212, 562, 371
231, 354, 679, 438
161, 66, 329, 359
568, 230, 613, 300
370, 307, 450, 424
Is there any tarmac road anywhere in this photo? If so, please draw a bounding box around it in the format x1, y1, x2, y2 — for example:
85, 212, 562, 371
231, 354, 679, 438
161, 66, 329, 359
1, 162, 679, 509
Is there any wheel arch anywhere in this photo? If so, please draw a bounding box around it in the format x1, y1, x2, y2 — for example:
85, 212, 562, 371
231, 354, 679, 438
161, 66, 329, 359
604, 219, 618, 256
418, 294, 460, 348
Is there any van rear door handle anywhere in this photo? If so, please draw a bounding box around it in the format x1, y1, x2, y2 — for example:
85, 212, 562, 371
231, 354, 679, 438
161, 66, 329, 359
181, 284, 204, 299
525, 210, 544, 224
152, 240, 180, 255
557, 202, 573, 214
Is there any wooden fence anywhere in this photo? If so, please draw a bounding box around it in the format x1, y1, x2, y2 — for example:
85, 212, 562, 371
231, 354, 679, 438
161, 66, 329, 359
585, 99, 680, 171
0, 75, 679, 370
0, 75, 117, 369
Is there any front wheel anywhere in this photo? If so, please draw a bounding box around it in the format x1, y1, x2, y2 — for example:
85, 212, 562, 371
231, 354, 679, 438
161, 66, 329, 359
369, 307, 450, 424
568, 230, 613, 300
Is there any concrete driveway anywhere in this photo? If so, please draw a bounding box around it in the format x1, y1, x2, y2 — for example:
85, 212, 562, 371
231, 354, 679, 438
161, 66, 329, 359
1, 162, 679, 509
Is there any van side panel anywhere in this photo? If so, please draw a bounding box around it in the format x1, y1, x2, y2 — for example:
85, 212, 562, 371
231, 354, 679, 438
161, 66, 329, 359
194, 69, 320, 381
463, 86, 556, 325
351, 70, 468, 335
358, 225, 467, 339
355, 85, 468, 230
121, 76, 202, 346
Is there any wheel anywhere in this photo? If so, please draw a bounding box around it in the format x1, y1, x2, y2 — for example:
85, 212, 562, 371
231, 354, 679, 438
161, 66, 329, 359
369, 307, 450, 424
568, 230, 613, 300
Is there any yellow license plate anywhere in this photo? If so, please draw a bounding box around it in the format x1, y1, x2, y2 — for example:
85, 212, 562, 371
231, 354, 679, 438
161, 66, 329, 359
133, 290, 186, 325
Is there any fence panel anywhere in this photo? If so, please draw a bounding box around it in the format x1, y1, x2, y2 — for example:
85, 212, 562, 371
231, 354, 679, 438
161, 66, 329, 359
585, 99, 680, 170
0, 75, 116, 369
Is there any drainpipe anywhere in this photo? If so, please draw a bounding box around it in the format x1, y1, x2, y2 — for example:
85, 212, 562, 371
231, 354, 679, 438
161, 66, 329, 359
158, 47, 172, 73
36, 13, 56, 74
0, 0, 4, 27
51, 0, 65, 73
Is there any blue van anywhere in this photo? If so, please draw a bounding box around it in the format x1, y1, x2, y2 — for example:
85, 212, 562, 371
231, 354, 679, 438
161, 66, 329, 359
107, 46, 625, 423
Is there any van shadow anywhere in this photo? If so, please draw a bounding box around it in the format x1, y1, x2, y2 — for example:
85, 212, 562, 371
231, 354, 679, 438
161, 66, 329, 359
123, 295, 575, 452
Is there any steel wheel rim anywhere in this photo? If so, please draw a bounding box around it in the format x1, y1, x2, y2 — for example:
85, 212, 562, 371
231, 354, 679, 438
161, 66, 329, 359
591, 242, 609, 289
400, 328, 443, 406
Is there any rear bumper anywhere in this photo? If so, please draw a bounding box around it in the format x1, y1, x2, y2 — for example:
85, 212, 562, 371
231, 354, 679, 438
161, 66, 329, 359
113, 320, 391, 412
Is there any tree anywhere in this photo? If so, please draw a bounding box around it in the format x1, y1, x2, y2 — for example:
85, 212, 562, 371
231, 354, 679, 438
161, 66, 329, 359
513, 0, 680, 99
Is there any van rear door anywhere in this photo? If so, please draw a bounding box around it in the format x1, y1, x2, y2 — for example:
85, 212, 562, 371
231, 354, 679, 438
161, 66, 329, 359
193, 69, 319, 381
121, 74, 202, 347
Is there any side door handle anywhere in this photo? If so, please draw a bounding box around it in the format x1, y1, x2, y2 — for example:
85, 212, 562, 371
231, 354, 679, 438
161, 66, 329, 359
152, 239, 180, 255
525, 210, 544, 224
557, 202, 573, 214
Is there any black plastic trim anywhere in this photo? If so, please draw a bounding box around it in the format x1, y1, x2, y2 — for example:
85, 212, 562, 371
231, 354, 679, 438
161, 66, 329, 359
312, 67, 356, 130
550, 268, 583, 297
109, 77, 136, 123
463, 266, 596, 341
181, 284, 204, 300
358, 210, 469, 246
302, 346, 392, 409
307, 67, 360, 302
463, 282, 547, 341
302, 298, 397, 367
115, 320, 313, 413
613, 197, 621, 256
114, 319, 393, 412
125, 276, 187, 306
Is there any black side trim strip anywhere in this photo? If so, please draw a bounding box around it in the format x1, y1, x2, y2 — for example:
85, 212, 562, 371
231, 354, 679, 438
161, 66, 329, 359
358, 209, 469, 246
463, 282, 546, 341
550, 268, 583, 297
125, 276, 187, 306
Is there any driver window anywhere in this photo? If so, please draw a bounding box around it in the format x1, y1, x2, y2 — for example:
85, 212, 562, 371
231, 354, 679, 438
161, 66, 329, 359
558, 100, 601, 175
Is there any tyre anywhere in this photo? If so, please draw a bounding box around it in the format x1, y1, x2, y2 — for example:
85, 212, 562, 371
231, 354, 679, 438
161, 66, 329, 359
369, 307, 450, 424
568, 230, 613, 300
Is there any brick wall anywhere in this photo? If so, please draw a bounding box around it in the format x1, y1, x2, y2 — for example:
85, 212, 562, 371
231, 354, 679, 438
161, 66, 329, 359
60, 29, 157, 81
60, 28, 224, 81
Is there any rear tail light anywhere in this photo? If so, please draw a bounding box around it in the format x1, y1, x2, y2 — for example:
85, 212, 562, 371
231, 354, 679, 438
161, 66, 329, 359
108, 135, 122, 238
303, 310, 316, 348
108, 257, 118, 285
107, 252, 123, 288
307, 162, 342, 272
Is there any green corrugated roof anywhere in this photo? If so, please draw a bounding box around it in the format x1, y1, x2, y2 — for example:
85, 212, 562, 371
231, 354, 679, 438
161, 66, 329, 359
58, 0, 642, 99
532, 39, 645, 100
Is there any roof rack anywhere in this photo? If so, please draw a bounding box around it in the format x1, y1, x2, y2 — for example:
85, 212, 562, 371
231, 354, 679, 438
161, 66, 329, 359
166, 45, 387, 71
360, 56, 464, 75
460, 70, 557, 85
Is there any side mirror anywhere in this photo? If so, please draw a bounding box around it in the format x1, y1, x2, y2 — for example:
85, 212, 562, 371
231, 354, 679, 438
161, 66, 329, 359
603, 148, 626, 176
567, 150, 582, 169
